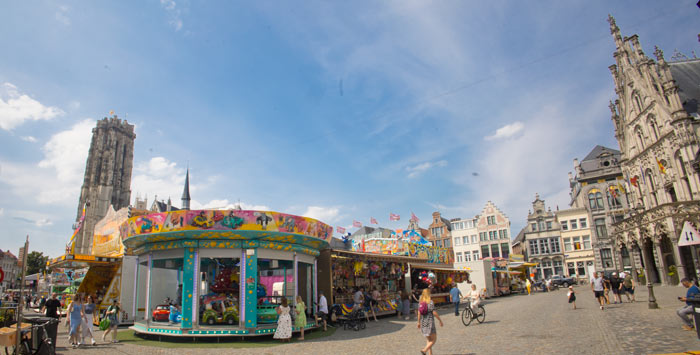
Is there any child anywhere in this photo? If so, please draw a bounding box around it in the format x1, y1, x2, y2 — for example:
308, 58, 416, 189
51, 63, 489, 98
567, 286, 576, 310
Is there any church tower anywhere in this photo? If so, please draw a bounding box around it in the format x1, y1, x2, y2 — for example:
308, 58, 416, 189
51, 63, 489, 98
74, 114, 135, 254
181, 168, 191, 210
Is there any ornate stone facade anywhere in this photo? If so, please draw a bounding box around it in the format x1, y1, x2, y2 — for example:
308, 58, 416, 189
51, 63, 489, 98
74, 115, 135, 255
607, 16, 700, 285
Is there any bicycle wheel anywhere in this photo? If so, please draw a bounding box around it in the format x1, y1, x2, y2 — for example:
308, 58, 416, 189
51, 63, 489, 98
476, 306, 486, 323
461, 307, 473, 326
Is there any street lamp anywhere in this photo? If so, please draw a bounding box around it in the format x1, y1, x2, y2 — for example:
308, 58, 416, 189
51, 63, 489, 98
633, 204, 658, 309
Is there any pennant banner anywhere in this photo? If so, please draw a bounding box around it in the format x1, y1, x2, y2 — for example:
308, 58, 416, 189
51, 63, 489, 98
353, 220, 362, 228
656, 158, 667, 174
410, 211, 419, 222
370, 217, 378, 225
336, 226, 346, 234
389, 213, 400, 221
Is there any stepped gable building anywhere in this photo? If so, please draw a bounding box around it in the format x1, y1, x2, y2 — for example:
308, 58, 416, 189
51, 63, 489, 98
523, 194, 563, 279
74, 115, 135, 255
568, 145, 630, 274
475, 201, 512, 260
607, 15, 700, 285
427, 212, 453, 248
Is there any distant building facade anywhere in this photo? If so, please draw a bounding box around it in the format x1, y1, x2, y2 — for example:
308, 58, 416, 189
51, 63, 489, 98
523, 194, 564, 279
451, 217, 478, 266
0, 250, 18, 292
427, 212, 453, 248
475, 201, 512, 260
606, 16, 700, 285
556, 207, 595, 280
73, 115, 135, 255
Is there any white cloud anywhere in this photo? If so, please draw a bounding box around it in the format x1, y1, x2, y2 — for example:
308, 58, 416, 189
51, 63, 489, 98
131, 157, 186, 204
160, 0, 183, 31
0, 83, 64, 131
0, 120, 92, 205
405, 160, 447, 178
302, 206, 341, 224
484, 121, 524, 141
20, 136, 37, 143
11, 210, 54, 227
190, 199, 270, 211
55, 5, 70, 25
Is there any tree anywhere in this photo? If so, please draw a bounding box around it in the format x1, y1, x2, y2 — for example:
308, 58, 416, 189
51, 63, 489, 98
25, 251, 49, 276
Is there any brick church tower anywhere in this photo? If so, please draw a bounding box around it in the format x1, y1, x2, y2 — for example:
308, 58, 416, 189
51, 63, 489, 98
73, 114, 135, 254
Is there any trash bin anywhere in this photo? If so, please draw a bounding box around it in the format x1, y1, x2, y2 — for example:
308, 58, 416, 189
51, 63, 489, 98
687, 295, 700, 339
25, 316, 59, 354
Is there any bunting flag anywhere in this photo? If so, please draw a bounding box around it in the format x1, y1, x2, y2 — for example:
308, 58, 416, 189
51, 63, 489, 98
609, 185, 618, 199
353, 220, 362, 228
69, 203, 87, 254
617, 181, 626, 194
370, 217, 378, 225
630, 175, 639, 187
336, 226, 346, 234
410, 211, 419, 222
656, 158, 667, 174
389, 213, 400, 221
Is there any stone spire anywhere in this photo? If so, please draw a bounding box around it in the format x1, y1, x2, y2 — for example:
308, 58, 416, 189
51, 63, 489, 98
181, 168, 191, 210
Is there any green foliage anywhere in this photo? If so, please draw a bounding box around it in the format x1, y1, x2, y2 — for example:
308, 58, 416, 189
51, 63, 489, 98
25, 251, 49, 276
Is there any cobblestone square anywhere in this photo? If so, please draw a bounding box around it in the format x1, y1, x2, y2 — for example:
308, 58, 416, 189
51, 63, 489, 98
50, 285, 699, 355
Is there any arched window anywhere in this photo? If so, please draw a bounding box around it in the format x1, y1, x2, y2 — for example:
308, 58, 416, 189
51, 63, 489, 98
646, 168, 659, 206
633, 92, 643, 113
648, 116, 659, 140
635, 126, 645, 151
675, 150, 693, 199
588, 189, 605, 210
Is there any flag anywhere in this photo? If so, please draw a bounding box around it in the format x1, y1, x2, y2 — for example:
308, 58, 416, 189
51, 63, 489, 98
609, 185, 618, 199
370, 217, 378, 225
630, 175, 639, 187
353, 220, 362, 228
336, 226, 346, 234
617, 181, 626, 194
656, 158, 667, 174
410, 211, 419, 222
389, 213, 400, 221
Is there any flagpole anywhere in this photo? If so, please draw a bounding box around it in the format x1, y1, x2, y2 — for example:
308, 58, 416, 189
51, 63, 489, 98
15, 235, 29, 351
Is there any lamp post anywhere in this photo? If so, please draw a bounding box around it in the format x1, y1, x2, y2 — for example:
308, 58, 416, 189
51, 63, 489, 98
633, 204, 658, 309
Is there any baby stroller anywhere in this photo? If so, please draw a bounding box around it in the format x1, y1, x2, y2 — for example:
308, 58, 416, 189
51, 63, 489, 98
342, 306, 367, 331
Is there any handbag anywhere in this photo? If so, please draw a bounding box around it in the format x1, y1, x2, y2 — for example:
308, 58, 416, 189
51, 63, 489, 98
99, 317, 110, 331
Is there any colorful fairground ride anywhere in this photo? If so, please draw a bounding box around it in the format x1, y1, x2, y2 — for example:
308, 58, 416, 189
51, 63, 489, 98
122, 209, 332, 338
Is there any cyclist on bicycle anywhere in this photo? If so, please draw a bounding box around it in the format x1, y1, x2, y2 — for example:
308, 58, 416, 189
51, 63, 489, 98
466, 284, 483, 313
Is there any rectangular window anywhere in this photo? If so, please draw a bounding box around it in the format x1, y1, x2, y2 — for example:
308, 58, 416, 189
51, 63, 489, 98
456, 252, 463, 263
463, 236, 469, 245
481, 245, 490, 258
435, 240, 442, 247
454, 237, 461, 246
539, 221, 546, 230
561, 221, 568, 230
570, 219, 578, 229
489, 231, 495, 240
567, 262, 576, 276
491, 244, 500, 258
538, 239, 549, 254
480, 232, 487, 241
551, 238, 561, 253
487, 216, 496, 225
473, 250, 479, 260
546, 221, 552, 230
531, 223, 537, 232
444, 238, 451, 248
563, 238, 572, 252
573, 236, 581, 250
577, 261, 586, 276
579, 218, 587, 228
471, 235, 477, 244
595, 218, 608, 239
465, 253, 471, 262
601, 248, 613, 268
583, 235, 591, 249
502, 229, 508, 239
529, 240, 538, 255
501, 243, 510, 258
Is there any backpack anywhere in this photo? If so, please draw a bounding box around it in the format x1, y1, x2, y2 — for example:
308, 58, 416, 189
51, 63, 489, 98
419, 301, 429, 316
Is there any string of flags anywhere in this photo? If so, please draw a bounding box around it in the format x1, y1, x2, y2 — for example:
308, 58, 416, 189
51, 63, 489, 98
336, 212, 411, 236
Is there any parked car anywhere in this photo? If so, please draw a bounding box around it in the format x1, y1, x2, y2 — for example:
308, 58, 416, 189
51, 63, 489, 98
152, 304, 170, 322
548, 275, 576, 288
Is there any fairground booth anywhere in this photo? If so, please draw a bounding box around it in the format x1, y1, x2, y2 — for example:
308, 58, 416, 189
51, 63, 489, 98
121, 209, 332, 337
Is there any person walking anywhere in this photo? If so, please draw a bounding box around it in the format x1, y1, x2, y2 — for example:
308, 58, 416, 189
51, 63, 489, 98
67, 293, 84, 348
400, 290, 411, 320
603, 274, 611, 305
41, 293, 62, 320
622, 272, 636, 302
525, 278, 532, 295
417, 288, 443, 355
449, 283, 462, 316
609, 272, 623, 304
294, 296, 307, 340
677, 278, 700, 331
591, 272, 606, 310
567, 286, 576, 310
81, 295, 97, 346
102, 299, 121, 343
318, 291, 328, 331
365, 287, 378, 322
273, 297, 292, 342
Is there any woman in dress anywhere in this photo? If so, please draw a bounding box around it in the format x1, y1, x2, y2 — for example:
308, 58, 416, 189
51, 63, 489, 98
81, 295, 97, 346
417, 288, 443, 355
67, 293, 84, 348
294, 295, 307, 340
273, 297, 292, 342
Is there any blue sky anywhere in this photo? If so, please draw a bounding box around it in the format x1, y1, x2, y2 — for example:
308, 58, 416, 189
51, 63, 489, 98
0, 1, 698, 258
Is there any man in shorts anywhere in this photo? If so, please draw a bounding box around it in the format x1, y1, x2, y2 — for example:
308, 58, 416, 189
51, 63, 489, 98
591, 272, 606, 310
41, 293, 62, 319
608, 272, 623, 304
622, 271, 635, 302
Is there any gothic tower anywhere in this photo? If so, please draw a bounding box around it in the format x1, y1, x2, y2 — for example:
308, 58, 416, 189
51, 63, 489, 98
74, 115, 135, 254
181, 168, 191, 210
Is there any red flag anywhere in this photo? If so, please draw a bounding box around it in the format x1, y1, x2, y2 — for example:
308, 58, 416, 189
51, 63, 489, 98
336, 226, 346, 234
410, 211, 419, 222
656, 158, 667, 174
609, 185, 618, 199
630, 176, 639, 187
370, 217, 378, 225
389, 213, 400, 221
353, 220, 362, 228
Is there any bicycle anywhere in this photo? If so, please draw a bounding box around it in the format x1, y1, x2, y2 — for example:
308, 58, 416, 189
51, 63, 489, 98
4, 321, 55, 355
461, 300, 485, 326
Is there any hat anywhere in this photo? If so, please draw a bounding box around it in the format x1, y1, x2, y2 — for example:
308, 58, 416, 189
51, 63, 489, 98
612, 272, 618, 275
